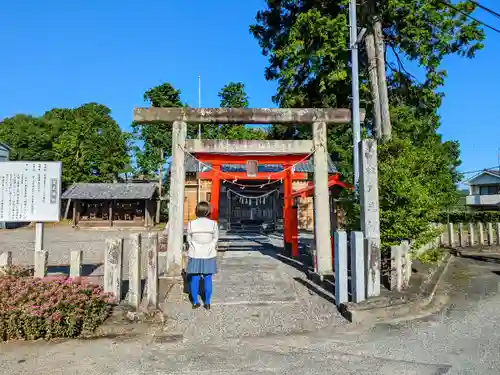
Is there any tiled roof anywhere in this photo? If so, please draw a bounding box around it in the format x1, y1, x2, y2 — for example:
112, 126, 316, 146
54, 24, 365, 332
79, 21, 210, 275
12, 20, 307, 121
183, 154, 337, 173
61, 183, 157, 200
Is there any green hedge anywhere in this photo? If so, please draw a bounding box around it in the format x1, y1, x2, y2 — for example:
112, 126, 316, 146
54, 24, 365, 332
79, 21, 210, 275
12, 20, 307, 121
436, 211, 500, 224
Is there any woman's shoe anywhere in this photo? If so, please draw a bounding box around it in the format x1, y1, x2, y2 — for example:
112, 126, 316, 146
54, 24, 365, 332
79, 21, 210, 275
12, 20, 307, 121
192, 303, 201, 309
204, 304, 211, 310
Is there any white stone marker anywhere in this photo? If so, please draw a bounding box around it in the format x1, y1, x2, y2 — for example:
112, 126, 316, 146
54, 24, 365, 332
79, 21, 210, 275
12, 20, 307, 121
447, 222, 454, 247
488, 223, 493, 246
69, 250, 82, 278
0, 251, 12, 268
34, 250, 48, 278
350, 231, 365, 303
468, 222, 475, 247
478, 223, 484, 245
390, 245, 402, 291
458, 223, 465, 248
104, 238, 124, 301
147, 233, 159, 309
334, 231, 348, 307
128, 233, 142, 310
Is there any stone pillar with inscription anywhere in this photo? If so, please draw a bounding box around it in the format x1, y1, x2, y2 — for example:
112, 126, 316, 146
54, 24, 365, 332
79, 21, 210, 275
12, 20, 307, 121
359, 139, 381, 298
166, 121, 187, 276
312, 121, 333, 275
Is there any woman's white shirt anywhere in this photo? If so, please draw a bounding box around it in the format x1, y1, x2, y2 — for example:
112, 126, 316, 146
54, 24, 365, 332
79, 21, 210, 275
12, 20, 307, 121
186, 218, 219, 259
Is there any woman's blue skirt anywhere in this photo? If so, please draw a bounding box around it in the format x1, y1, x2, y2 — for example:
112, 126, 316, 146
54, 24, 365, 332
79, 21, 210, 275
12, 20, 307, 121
186, 257, 217, 275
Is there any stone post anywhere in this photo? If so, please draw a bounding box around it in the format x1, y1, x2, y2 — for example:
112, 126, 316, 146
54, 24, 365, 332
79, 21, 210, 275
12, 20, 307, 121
359, 139, 381, 297
334, 231, 348, 306
478, 223, 484, 245
487, 223, 493, 246
0, 251, 12, 268
147, 233, 159, 309
458, 223, 465, 248
69, 250, 82, 278
167, 120, 187, 276
401, 240, 411, 288
390, 245, 402, 291
104, 238, 124, 301
447, 222, 454, 247
312, 121, 332, 275
34, 250, 48, 278
468, 222, 475, 247
496, 223, 500, 245
128, 233, 142, 310
350, 231, 365, 303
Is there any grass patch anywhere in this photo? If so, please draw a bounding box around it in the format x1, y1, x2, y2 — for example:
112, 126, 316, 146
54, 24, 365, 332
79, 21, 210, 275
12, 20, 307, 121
417, 248, 445, 265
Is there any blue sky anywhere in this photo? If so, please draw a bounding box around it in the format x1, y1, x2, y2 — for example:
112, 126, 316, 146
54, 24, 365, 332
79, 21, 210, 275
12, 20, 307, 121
0, 0, 498, 180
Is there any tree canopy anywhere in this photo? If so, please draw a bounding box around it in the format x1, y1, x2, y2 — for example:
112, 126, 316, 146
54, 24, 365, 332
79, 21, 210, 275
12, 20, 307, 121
0, 103, 129, 188
251, 0, 485, 247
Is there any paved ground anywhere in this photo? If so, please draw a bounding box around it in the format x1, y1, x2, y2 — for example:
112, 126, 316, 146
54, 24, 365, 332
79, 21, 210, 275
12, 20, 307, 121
2, 229, 500, 374
160, 233, 346, 344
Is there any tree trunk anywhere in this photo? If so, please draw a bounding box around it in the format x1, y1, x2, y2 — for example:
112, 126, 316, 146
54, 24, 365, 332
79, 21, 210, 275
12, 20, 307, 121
365, 32, 382, 140
373, 18, 391, 140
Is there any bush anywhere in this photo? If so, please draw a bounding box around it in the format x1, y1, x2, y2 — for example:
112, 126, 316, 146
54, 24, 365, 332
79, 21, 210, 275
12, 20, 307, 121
0, 274, 114, 341
436, 211, 500, 224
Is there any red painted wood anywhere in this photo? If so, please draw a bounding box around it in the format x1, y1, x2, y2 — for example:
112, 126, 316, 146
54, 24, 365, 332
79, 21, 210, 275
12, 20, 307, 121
195, 154, 308, 165
290, 206, 299, 257
291, 174, 351, 198
210, 164, 221, 221
199, 171, 307, 181
283, 166, 293, 248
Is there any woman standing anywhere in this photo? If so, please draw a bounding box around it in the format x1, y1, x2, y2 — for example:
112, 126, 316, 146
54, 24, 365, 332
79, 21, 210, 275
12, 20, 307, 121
186, 201, 219, 310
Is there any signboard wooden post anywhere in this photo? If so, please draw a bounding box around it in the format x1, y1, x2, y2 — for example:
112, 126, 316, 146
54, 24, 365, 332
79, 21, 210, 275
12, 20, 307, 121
0, 162, 62, 256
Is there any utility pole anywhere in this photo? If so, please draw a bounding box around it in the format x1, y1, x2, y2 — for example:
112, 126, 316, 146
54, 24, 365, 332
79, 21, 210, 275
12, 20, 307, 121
197, 75, 202, 203
349, 0, 361, 185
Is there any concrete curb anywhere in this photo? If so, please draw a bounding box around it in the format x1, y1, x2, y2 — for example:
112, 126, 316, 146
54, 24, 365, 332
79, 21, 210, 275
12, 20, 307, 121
339, 252, 453, 324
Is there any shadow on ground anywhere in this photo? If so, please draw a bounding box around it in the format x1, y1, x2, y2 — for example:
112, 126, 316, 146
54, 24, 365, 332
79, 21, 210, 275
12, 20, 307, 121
220, 232, 340, 306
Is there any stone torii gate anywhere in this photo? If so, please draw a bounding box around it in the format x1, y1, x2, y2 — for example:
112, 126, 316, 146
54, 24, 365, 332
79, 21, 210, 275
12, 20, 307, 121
133, 108, 378, 294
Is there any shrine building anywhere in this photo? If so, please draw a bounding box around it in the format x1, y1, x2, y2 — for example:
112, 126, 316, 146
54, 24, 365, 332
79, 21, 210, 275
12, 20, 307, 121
181, 153, 340, 232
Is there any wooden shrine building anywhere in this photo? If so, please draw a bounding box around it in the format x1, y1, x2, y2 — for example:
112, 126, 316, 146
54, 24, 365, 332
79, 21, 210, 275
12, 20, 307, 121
182, 153, 340, 232
62, 183, 158, 228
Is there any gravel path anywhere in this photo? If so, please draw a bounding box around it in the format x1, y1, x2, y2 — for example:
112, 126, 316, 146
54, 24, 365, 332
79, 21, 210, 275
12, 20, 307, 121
161, 232, 347, 345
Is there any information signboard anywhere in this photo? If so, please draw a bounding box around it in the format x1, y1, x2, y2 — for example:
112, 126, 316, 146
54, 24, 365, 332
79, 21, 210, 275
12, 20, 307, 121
0, 161, 62, 222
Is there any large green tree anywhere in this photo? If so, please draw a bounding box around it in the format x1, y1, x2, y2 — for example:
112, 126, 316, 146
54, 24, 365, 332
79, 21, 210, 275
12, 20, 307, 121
131, 83, 185, 177
45, 103, 129, 186
217, 82, 267, 140
251, 0, 484, 247
0, 103, 130, 188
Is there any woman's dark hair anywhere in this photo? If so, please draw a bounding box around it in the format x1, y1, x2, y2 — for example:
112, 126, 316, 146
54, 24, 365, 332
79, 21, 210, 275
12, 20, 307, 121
195, 201, 211, 218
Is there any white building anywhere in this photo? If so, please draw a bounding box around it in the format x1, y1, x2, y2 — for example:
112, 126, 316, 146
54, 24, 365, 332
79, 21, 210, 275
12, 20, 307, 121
465, 169, 500, 210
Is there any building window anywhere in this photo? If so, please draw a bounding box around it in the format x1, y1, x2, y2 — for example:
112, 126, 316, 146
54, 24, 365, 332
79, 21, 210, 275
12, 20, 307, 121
479, 186, 500, 195
206, 193, 211, 202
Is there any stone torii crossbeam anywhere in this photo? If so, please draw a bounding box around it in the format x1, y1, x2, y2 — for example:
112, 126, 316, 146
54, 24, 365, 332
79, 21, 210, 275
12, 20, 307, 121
133, 107, 380, 295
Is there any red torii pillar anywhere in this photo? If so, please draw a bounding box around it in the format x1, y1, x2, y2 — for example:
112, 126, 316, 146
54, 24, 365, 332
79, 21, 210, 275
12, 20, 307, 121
283, 166, 296, 257
210, 163, 221, 221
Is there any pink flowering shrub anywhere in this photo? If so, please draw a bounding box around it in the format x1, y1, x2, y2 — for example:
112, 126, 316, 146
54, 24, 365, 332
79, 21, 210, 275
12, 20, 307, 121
0, 275, 114, 341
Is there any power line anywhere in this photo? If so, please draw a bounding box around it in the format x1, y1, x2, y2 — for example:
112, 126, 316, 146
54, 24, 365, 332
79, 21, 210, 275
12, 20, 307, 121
470, 0, 500, 20
435, 0, 500, 34
460, 166, 500, 175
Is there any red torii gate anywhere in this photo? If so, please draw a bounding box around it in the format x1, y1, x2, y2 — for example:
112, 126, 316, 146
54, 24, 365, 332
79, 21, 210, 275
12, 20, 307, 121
195, 152, 349, 258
